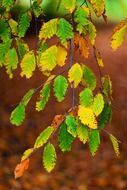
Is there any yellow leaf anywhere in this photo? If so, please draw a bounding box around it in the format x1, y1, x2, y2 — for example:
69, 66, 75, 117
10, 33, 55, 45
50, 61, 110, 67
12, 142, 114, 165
78, 105, 97, 129
111, 20, 127, 51
39, 18, 58, 41
95, 48, 104, 67
68, 63, 83, 88
38, 45, 57, 73
74, 33, 89, 58
20, 51, 36, 79
88, 21, 96, 45
89, 0, 105, 17
110, 134, 120, 157
57, 46, 67, 67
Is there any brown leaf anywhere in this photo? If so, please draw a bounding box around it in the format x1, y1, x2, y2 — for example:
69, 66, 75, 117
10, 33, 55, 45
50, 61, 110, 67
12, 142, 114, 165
74, 34, 89, 58
51, 114, 65, 129
14, 159, 30, 179
95, 48, 104, 67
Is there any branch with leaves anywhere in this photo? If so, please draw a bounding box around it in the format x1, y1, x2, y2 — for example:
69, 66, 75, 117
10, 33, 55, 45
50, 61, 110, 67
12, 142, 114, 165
0, 0, 122, 179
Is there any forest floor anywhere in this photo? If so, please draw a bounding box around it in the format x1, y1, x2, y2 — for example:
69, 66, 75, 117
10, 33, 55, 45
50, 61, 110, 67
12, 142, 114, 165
0, 24, 127, 190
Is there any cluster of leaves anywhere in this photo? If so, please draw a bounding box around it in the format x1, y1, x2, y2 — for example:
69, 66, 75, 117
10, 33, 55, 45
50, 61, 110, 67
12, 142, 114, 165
0, 0, 121, 178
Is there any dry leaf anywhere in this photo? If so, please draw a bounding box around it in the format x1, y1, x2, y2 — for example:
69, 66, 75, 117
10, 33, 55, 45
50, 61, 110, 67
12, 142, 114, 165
95, 48, 104, 67
74, 33, 89, 58
14, 159, 30, 179
51, 114, 65, 129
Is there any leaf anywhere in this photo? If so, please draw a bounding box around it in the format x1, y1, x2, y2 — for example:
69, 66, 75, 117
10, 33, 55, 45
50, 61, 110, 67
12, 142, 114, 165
52, 114, 65, 129
4, 48, 18, 78
88, 21, 96, 45
14, 159, 29, 179
58, 123, 74, 152
8, 18, 18, 36
82, 65, 96, 90
74, 33, 89, 58
21, 89, 35, 106
63, 0, 76, 13
34, 126, 54, 149
89, 129, 100, 156
102, 75, 112, 100
36, 83, 50, 111
2, 0, 13, 7
110, 134, 120, 157
0, 40, 12, 66
77, 124, 88, 144
20, 51, 36, 79
39, 18, 58, 40
18, 12, 31, 38
99, 103, 112, 129
79, 88, 93, 107
16, 39, 29, 60
38, 45, 57, 73
68, 63, 83, 88
57, 46, 67, 67
57, 18, 74, 47
43, 143, 56, 172
95, 48, 104, 67
74, 7, 89, 34
21, 148, 34, 161
0, 18, 10, 41
89, 0, 105, 17
53, 75, 68, 102
92, 93, 104, 116
10, 103, 25, 126
65, 115, 77, 137
78, 105, 97, 129
32, 1, 42, 17
111, 20, 127, 51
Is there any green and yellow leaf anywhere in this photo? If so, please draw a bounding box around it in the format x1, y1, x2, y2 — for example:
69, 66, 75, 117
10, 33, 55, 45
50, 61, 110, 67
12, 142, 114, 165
57, 46, 67, 67
89, 0, 105, 17
79, 88, 93, 107
110, 134, 120, 157
89, 129, 100, 156
65, 115, 77, 137
77, 124, 88, 144
92, 93, 104, 116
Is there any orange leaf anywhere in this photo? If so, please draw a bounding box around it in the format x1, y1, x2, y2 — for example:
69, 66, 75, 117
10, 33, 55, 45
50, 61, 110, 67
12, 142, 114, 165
51, 114, 65, 129
74, 33, 89, 58
14, 159, 30, 179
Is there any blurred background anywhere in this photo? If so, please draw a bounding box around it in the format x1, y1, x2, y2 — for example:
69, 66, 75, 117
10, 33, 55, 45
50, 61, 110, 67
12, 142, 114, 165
0, 0, 127, 190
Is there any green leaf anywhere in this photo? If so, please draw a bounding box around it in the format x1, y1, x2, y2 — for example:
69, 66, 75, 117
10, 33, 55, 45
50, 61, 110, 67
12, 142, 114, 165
38, 45, 57, 73
43, 143, 56, 172
88, 21, 96, 45
79, 88, 93, 107
74, 7, 89, 33
0, 40, 12, 66
4, 48, 18, 79
92, 93, 104, 116
39, 18, 58, 40
36, 83, 50, 112
32, 1, 42, 17
102, 75, 112, 100
99, 103, 112, 129
58, 123, 74, 152
0, 18, 10, 42
89, 129, 100, 156
77, 123, 88, 144
10, 103, 25, 126
57, 18, 74, 46
53, 75, 68, 102
18, 12, 31, 38
110, 134, 120, 157
82, 65, 96, 90
21, 89, 35, 106
21, 148, 34, 161
2, 0, 13, 8
34, 126, 54, 149
65, 115, 77, 137
68, 63, 83, 88
16, 39, 29, 60
20, 51, 36, 79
